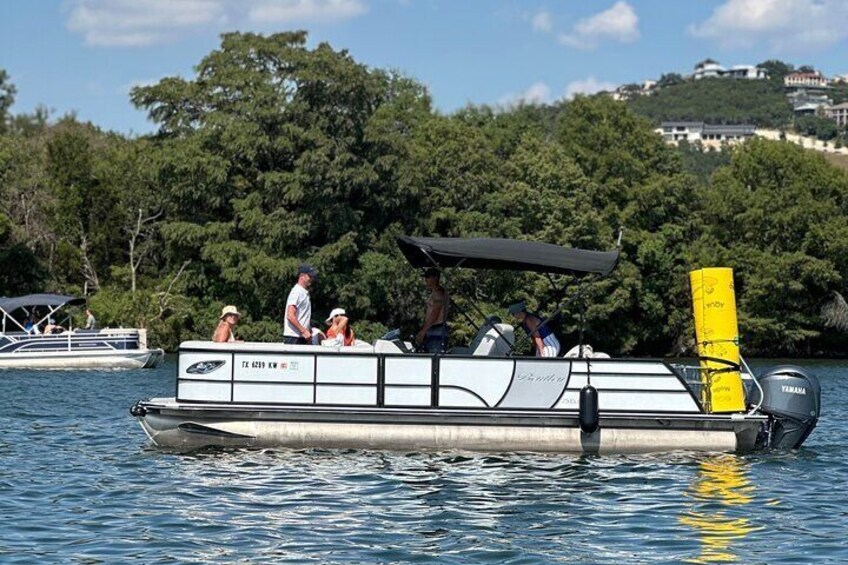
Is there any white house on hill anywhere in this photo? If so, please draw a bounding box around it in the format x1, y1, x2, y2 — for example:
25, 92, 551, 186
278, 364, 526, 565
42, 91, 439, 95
657, 122, 756, 148
692, 62, 768, 80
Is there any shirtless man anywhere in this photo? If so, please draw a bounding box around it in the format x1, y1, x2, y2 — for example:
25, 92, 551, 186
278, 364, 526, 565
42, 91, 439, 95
415, 268, 449, 353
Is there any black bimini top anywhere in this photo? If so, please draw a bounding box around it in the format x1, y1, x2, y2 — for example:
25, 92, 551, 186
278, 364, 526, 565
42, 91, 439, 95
396, 236, 619, 276
0, 294, 86, 313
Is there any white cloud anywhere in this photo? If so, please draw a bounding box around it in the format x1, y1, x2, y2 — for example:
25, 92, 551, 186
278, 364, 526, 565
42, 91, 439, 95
564, 77, 617, 99
689, 0, 848, 51
247, 0, 367, 23
67, 0, 227, 46
531, 10, 553, 33
558, 1, 639, 50
499, 82, 553, 107
65, 0, 367, 47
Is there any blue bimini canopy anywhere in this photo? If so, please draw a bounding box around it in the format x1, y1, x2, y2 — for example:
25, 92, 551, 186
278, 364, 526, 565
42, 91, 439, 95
0, 294, 86, 314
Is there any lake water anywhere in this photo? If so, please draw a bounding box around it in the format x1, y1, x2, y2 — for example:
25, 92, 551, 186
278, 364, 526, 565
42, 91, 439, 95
1, 359, 846, 563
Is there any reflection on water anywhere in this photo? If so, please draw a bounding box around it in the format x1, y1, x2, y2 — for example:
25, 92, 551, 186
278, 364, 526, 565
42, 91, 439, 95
680, 455, 762, 563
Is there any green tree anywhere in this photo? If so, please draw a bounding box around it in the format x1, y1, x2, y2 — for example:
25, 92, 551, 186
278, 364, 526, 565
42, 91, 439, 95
0, 69, 16, 134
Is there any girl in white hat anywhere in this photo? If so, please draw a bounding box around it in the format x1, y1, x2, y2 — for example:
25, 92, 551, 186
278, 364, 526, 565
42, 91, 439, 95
325, 308, 355, 346
213, 305, 241, 343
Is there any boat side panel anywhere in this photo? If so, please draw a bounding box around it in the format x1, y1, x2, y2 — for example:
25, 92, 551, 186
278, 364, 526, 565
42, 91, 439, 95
178, 381, 231, 402
561, 360, 701, 413
439, 358, 513, 407
498, 360, 570, 408
233, 384, 313, 404
179, 352, 232, 381
232, 353, 315, 383
173, 346, 705, 415
384, 357, 431, 385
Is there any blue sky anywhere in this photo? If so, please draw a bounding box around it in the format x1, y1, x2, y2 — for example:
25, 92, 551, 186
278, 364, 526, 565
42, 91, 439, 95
2, 0, 847, 135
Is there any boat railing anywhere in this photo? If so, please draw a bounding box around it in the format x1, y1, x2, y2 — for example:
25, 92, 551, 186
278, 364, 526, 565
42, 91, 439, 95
669, 361, 761, 413
0, 328, 143, 353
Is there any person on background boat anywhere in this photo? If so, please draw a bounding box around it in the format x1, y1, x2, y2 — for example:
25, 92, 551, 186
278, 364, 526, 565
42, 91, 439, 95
85, 309, 97, 330
44, 318, 65, 334
415, 267, 449, 353
213, 305, 241, 343
284, 264, 317, 345
508, 301, 561, 357
23, 313, 40, 335
324, 308, 356, 346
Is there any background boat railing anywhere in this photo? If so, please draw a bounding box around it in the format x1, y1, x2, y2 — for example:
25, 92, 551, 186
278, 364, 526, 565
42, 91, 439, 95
0, 329, 143, 354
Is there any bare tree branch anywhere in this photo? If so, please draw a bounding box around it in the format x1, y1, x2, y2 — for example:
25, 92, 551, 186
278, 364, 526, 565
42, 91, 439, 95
157, 259, 191, 319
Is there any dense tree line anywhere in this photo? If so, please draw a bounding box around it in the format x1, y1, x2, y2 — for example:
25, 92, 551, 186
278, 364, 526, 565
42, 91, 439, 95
1, 32, 846, 356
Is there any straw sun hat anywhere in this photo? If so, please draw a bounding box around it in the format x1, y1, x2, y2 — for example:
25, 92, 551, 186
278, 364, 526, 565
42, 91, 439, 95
220, 305, 241, 319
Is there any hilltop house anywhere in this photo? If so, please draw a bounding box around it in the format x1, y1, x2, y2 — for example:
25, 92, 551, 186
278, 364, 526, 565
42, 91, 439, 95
788, 90, 833, 116
825, 103, 848, 127
692, 62, 768, 80
657, 122, 756, 148
784, 71, 829, 90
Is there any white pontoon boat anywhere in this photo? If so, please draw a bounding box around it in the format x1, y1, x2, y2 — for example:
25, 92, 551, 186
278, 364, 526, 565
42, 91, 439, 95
0, 294, 164, 369
131, 237, 821, 453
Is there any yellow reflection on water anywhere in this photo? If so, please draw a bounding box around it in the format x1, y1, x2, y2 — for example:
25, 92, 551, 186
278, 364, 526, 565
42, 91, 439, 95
679, 455, 762, 563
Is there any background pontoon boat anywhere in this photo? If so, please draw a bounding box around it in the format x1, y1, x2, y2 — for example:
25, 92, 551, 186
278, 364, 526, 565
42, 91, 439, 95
131, 237, 821, 453
0, 294, 164, 369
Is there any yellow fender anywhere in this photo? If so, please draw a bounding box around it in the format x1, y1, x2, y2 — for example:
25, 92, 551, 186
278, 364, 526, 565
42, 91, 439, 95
690, 268, 746, 413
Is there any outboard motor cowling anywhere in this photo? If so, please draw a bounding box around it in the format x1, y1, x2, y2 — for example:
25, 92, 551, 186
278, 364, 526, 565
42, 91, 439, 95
757, 365, 821, 449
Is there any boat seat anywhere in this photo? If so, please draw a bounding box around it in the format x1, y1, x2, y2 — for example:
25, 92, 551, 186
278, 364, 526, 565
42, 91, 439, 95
562, 344, 610, 358
452, 319, 515, 356
374, 339, 413, 354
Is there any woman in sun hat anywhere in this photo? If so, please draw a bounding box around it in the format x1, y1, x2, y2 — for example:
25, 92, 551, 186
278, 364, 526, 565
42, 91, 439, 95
213, 305, 241, 343
324, 307, 355, 346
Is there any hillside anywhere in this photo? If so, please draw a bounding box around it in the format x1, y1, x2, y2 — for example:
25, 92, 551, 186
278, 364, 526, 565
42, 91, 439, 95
824, 152, 848, 172
628, 77, 793, 127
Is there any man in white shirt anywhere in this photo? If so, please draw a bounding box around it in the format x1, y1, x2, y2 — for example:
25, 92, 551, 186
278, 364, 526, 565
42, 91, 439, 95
283, 264, 317, 345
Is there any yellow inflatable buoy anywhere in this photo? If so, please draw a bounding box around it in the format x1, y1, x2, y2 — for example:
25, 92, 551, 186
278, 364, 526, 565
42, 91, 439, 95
690, 268, 746, 413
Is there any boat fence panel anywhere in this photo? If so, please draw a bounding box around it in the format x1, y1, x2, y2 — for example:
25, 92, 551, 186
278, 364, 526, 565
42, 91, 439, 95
316, 356, 378, 406
498, 360, 571, 408
596, 391, 701, 412
179, 380, 232, 402
317, 356, 378, 384
555, 360, 701, 413
439, 358, 513, 408
234, 383, 313, 404
233, 353, 314, 383
384, 357, 431, 407
566, 375, 685, 391
178, 351, 233, 402
232, 353, 316, 404
179, 352, 232, 381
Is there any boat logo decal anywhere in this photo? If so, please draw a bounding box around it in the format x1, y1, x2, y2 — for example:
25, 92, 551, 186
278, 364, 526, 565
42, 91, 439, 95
781, 385, 806, 395
186, 360, 226, 374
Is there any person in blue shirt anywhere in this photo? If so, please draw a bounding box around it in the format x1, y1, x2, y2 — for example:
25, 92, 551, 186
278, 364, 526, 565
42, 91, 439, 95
23, 314, 40, 335
508, 301, 561, 357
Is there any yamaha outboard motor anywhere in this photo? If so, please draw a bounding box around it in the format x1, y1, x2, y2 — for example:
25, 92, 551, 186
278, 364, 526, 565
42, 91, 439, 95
757, 365, 821, 449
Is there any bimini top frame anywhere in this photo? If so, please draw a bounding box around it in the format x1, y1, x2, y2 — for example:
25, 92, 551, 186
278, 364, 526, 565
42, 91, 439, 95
396, 236, 621, 354
0, 294, 86, 333
396, 236, 620, 277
